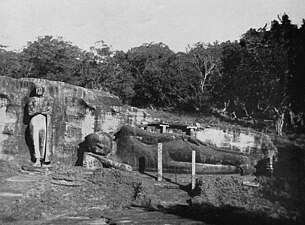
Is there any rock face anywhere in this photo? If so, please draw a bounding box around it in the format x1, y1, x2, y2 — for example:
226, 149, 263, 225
0, 76, 277, 175
0, 76, 149, 165
196, 126, 272, 154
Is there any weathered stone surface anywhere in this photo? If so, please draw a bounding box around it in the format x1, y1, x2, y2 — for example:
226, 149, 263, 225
82, 152, 103, 170
114, 125, 277, 175
0, 76, 277, 175
85, 131, 113, 156
87, 152, 133, 171
0, 76, 151, 165
195, 125, 274, 155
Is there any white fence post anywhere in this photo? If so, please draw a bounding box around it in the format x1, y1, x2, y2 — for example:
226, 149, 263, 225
157, 143, 163, 181
191, 150, 196, 190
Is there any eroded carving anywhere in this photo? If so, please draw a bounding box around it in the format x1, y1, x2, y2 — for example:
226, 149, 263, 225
27, 84, 52, 167
113, 125, 277, 175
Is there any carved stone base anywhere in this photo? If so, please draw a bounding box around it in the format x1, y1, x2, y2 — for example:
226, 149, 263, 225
83, 152, 103, 170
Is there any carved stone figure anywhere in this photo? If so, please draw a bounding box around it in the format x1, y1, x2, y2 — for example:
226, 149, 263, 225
81, 131, 132, 171
85, 131, 113, 156
113, 125, 278, 175
28, 84, 52, 167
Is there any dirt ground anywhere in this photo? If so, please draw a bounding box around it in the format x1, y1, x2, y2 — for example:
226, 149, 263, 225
0, 135, 304, 225
0, 163, 156, 221
186, 175, 305, 225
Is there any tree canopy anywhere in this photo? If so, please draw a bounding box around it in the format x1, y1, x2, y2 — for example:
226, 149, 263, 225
1, 14, 305, 134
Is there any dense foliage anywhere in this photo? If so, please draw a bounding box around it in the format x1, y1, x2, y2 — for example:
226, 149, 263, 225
1, 14, 304, 134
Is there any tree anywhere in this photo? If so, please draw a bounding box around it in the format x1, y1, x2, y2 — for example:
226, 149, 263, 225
103, 50, 136, 104
163, 52, 202, 111
21, 35, 86, 85
287, 19, 305, 126
81, 42, 136, 104
214, 41, 243, 116
126, 42, 175, 108
0, 45, 23, 78
186, 42, 222, 110
217, 14, 301, 135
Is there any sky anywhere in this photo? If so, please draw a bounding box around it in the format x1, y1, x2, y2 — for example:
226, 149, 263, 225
0, 0, 304, 52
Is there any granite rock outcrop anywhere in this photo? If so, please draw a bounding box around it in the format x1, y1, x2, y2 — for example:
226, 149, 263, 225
0, 76, 150, 165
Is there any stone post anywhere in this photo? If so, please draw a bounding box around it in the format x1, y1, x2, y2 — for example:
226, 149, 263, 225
157, 143, 163, 181
191, 150, 196, 190
160, 124, 169, 134
111, 140, 117, 155
267, 157, 273, 176
187, 126, 197, 136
